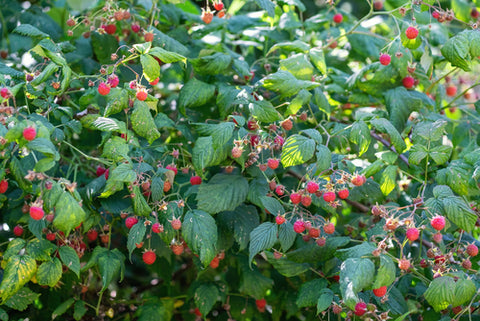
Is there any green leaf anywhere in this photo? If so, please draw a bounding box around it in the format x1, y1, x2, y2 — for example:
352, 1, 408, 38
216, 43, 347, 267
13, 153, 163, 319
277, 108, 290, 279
131, 101, 161, 144
52, 298, 75, 320
279, 53, 314, 80
97, 249, 125, 293
409, 144, 428, 165
105, 88, 129, 117
4, 287, 40, 311
4, 239, 26, 262
149, 47, 187, 64
34, 158, 55, 172
442, 197, 476, 232
301, 129, 323, 145
73, 300, 88, 321
151, 27, 190, 56
53, 193, 86, 234
429, 145, 452, 165
414, 120, 448, 141
133, 42, 152, 54
370, 118, 406, 153
127, 219, 147, 260
251, 100, 282, 123
196, 174, 249, 214
340, 258, 375, 309
194, 122, 235, 148
102, 136, 129, 162
433, 185, 454, 198
373, 255, 396, 288
140, 54, 160, 82
178, 78, 216, 114
424, 276, 455, 312
25, 239, 55, 261
315, 145, 332, 174
281, 134, 315, 168
362, 159, 384, 178
247, 177, 269, 208
217, 205, 259, 251
278, 222, 296, 251
90, 33, 118, 64
260, 196, 285, 215
268, 40, 310, 55
27, 138, 58, 159
350, 121, 371, 156
182, 210, 218, 267
336, 242, 377, 261
309, 48, 326, 74
436, 161, 476, 196
240, 269, 274, 299
384, 88, 432, 132
249, 222, 278, 264
191, 52, 232, 75
441, 31, 471, 71
0, 255, 37, 303
58, 246, 80, 278
14, 24, 49, 38
261, 70, 319, 97
452, 278, 476, 307
194, 283, 219, 316
132, 186, 152, 216
265, 252, 311, 276
296, 279, 327, 308
110, 163, 136, 182
380, 165, 397, 196
192, 136, 215, 173
36, 257, 62, 287
254, 0, 275, 16
317, 289, 334, 314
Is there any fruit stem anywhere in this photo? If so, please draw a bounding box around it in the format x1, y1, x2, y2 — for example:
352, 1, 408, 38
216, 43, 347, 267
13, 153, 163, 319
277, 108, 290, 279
95, 290, 104, 316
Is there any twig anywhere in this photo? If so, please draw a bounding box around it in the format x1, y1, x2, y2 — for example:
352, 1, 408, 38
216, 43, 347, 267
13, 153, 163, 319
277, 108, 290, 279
345, 199, 370, 213
370, 130, 410, 167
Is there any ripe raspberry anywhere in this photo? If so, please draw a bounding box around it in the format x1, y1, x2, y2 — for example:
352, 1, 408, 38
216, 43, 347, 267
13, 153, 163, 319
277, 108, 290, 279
217, 10, 226, 18
420, 258, 428, 268
472, 8, 480, 19
104, 24, 117, 35
306, 181, 319, 194
275, 215, 285, 225
30, 206, 44, 220
98, 82, 111, 96
125, 216, 138, 229
96, 166, 106, 177
402, 76, 415, 89
274, 135, 284, 147
247, 119, 258, 131
144, 32, 154, 42
136, 89, 148, 101
323, 223, 335, 234
209, 256, 220, 268
256, 299, 267, 312
431, 215, 446, 231
190, 176, 202, 185
452, 306, 462, 315
152, 223, 163, 233
13, 225, 24, 236
104, 168, 109, 180
171, 218, 182, 230
398, 258, 410, 271
171, 243, 184, 255
46, 232, 56, 241
446, 85, 457, 97
166, 164, 178, 175
290, 192, 301, 204
301, 195, 312, 207
354, 302, 367, 316
142, 250, 156, 265
462, 259, 472, 270
379, 53, 391, 66
406, 227, 419, 242
373, 285, 387, 297
332, 304, 342, 314
281, 119, 293, 131
267, 158, 279, 170
131, 23, 141, 33
405, 26, 419, 39
23, 127, 37, 141
316, 237, 326, 246
333, 13, 343, 24
201, 10, 214, 24
114, 10, 124, 21
231, 146, 243, 158
214, 1, 224, 11
87, 229, 98, 242
351, 174, 366, 186
250, 134, 260, 147
149, 77, 159, 85
0, 179, 8, 193
432, 10, 440, 19
467, 244, 478, 257
107, 74, 119, 88
323, 191, 336, 202
259, 164, 267, 171
0, 88, 10, 98
308, 227, 320, 238
163, 180, 172, 192
66, 18, 75, 27
337, 189, 349, 200
293, 220, 306, 233
275, 185, 285, 196
193, 307, 202, 316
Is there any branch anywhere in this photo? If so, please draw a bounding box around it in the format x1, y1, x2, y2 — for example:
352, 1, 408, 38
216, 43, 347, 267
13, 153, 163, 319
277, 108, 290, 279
370, 130, 410, 167
345, 199, 370, 213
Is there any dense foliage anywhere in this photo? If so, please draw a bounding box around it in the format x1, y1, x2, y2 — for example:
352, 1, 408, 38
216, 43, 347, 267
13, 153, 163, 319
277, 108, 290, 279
1, 0, 480, 320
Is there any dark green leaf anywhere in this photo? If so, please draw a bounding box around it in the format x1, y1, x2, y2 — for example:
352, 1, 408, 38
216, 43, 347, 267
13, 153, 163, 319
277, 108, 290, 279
424, 276, 455, 312
409, 144, 428, 165
178, 78, 215, 114
296, 279, 327, 308
350, 121, 371, 156
14, 24, 49, 38
441, 31, 471, 71
192, 136, 215, 173
370, 117, 406, 153
131, 101, 161, 144
52, 298, 75, 320
260, 196, 285, 215
452, 278, 476, 307
317, 289, 334, 314
265, 252, 311, 277
58, 246, 80, 278
105, 88, 129, 117
73, 300, 88, 321
197, 174, 249, 214
373, 255, 396, 288
340, 258, 375, 309
278, 222, 296, 252
442, 197, 476, 232
97, 249, 125, 293
249, 222, 278, 264
240, 269, 274, 299
315, 145, 332, 174
127, 219, 147, 260
194, 283, 219, 316
217, 205, 259, 251
132, 186, 152, 216
251, 100, 282, 123
4, 287, 40, 311
182, 210, 218, 266
254, 0, 275, 16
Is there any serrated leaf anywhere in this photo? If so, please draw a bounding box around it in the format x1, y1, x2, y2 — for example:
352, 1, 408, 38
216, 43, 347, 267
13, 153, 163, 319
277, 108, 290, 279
296, 279, 327, 308
105, 88, 129, 117
279, 53, 314, 80
373, 255, 396, 288
430, 145, 452, 165
196, 174, 249, 214
178, 78, 215, 114
317, 289, 334, 314
362, 159, 384, 177
309, 48, 326, 74
350, 121, 371, 156
249, 222, 278, 264
194, 122, 235, 148
442, 197, 476, 232
36, 257, 62, 287
4, 287, 39, 311
194, 283, 219, 316
254, 0, 275, 16
132, 186, 152, 216
414, 120, 448, 141
25, 239, 55, 261
52, 298, 75, 320
301, 128, 323, 145
0, 255, 37, 303
131, 101, 160, 144
97, 249, 125, 293
409, 144, 428, 165
140, 54, 160, 82
281, 134, 315, 168
268, 40, 310, 55
424, 276, 455, 312
73, 300, 88, 321
315, 145, 332, 174
278, 222, 296, 251
217, 205, 259, 251
58, 246, 80, 278
91, 117, 121, 132
191, 53, 232, 75
4, 239, 26, 262
340, 258, 375, 309
380, 165, 397, 196
247, 177, 269, 208
27, 138, 58, 159
102, 136, 129, 162
53, 193, 86, 234
110, 163, 136, 182
441, 31, 471, 71
336, 242, 377, 261
192, 136, 215, 173
452, 278, 476, 307
260, 196, 285, 215
251, 100, 282, 123
151, 27, 189, 56
240, 269, 274, 299
261, 70, 319, 97
14, 24, 49, 38
433, 185, 454, 198
127, 219, 147, 260
182, 210, 218, 266
265, 252, 311, 276
149, 47, 186, 64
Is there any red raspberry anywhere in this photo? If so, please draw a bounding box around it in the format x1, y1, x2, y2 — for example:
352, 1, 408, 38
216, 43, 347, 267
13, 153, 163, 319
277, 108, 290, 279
104, 24, 117, 35
472, 8, 480, 19
152, 223, 163, 233
163, 180, 171, 192
337, 189, 349, 199
98, 82, 111, 96
0, 179, 8, 193
166, 164, 178, 175
306, 181, 319, 194
420, 258, 428, 268
23, 127, 37, 141
231, 146, 243, 158
171, 218, 182, 230
462, 259, 472, 270
446, 85, 457, 97
452, 306, 462, 315
171, 243, 184, 255
275, 215, 285, 225
136, 89, 148, 101
149, 77, 159, 85
379, 53, 391, 66
316, 237, 326, 246
87, 229, 98, 242
281, 119, 293, 131
301, 195, 312, 207
259, 164, 267, 171
373, 285, 387, 297
431, 215, 446, 231
293, 220, 306, 233
323, 223, 335, 234
193, 307, 202, 316
351, 174, 366, 186
190, 176, 202, 185
333, 13, 343, 24
144, 32, 154, 42
13, 225, 24, 236
256, 299, 266, 312
30, 206, 44, 220
275, 185, 285, 196
96, 166, 106, 177
290, 192, 301, 204
247, 119, 258, 131
142, 250, 156, 265
209, 256, 220, 268
405, 26, 419, 39
354, 302, 367, 316
274, 135, 284, 147
46, 232, 56, 241
267, 158, 279, 170
104, 168, 109, 180
402, 76, 415, 89
323, 191, 336, 202
0, 88, 10, 98
432, 10, 440, 19
406, 227, 419, 242
398, 258, 410, 271
66, 18, 75, 26
467, 244, 478, 257
131, 23, 141, 33
332, 304, 342, 314
125, 216, 138, 229
107, 74, 119, 88
250, 135, 260, 147
214, 1, 224, 11
308, 227, 320, 238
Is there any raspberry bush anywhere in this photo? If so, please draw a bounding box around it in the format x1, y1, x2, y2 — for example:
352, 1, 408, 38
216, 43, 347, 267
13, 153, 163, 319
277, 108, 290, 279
1, 0, 480, 320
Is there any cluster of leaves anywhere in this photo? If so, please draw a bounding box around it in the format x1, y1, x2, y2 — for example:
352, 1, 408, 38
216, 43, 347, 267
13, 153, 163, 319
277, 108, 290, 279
1, 0, 480, 320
